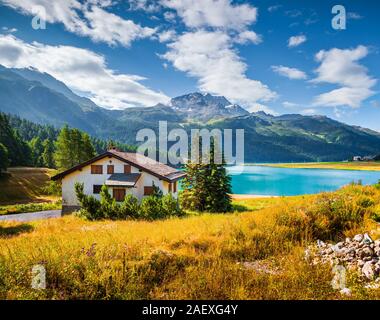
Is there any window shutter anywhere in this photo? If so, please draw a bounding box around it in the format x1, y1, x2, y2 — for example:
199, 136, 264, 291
124, 165, 131, 174
144, 186, 154, 196
107, 165, 114, 174
91, 165, 103, 174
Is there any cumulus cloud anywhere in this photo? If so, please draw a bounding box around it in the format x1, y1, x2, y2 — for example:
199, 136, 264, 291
234, 30, 262, 45
288, 35, 307, 48
271, 65, 307, 80
246, 103, 276, 114
162, 30, 277, 110
311, 45, 377, 108
157, 29, 177, 43
160, 0, 257, 30
1, 0, 156, 47
0, 35, 169, 109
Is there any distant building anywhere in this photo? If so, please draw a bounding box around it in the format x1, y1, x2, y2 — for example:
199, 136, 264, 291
353, 156, 362, 161
52, 148, 186, 213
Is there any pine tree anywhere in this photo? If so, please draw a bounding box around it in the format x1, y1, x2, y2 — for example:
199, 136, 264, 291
81, 133, 96, 162
29, 137, 44, 167
54, 125, 96, 170
204, 139, 232, 212
181, 136, 232, 213
54, 125, 73, 169
0, 143, 9, 173
42, 139, 55, 168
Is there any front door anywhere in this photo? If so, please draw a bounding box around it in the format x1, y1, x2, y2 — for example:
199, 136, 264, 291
113, 188, 126, 202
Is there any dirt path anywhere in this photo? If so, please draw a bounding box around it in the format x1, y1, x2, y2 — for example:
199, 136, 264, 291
0, 210, 62, 222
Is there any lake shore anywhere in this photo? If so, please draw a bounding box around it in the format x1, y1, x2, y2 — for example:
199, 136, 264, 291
231, 194, 279, 199
252, 161, 380, 171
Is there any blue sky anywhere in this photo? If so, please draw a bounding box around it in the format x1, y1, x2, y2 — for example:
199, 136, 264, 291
0, 0, 379, 131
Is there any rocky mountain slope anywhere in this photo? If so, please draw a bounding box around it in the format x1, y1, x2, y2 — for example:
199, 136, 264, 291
1, 65, 380, 162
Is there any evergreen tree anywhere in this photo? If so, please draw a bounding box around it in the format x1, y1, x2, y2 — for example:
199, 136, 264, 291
0, 143, 9, 173
181, 136, 232, 213
54, 124, 74, 169
204, 139, 232, 212
0, 113, 30, 166
54, 125, 96, 170
81, 133, 96, 162
29, 136, 44, 167
42, 138, 55, 168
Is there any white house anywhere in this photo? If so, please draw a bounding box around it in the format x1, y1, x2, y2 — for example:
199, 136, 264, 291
52, 148, 186, 213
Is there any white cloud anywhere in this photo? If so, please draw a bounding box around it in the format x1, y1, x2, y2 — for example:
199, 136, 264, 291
0, 35, 170, 109
157, 29, 177, 43
246, 103, 276, 114
234, 30, 262, 45
271, 65, 307, 80
288, 35, 307, 48
312, 46, 377, 108
301, 108, 318, 115
347, 12, 363, 20
162, 30, 277, 110
1, 0, 156, 47
163, 11, 176, 22
268, 5, 282, 13
282, 101, 300, 108
160, 0, 257, 30
128, 0, 161, 12
1, 26, 18, 33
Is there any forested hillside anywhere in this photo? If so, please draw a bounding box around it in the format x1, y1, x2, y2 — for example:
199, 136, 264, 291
0, 113, 136, 172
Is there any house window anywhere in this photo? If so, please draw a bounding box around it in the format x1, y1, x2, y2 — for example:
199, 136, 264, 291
93, 185, 102, 194
91, 165, 103, 174
107, 165, 114, 174
169, 183, 172, 193
113, 188, 126, 202
144, 186, 154, 196
173, 181, 177, 193
124, 165, 131, 174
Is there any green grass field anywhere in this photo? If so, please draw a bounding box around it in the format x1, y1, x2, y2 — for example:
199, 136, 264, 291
0, 167, 60, 206
259, 161, 380, 171
1, 184, 380, 300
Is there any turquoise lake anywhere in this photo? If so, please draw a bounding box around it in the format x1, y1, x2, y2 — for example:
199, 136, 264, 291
227, 166, 380, 196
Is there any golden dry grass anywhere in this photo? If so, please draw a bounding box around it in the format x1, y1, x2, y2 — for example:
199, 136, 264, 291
1, 187, 380, 300
0, 167, 59, 205
260, 162, 380, 171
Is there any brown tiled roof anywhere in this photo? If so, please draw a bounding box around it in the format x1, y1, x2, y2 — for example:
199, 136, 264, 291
51, 150, 186, 182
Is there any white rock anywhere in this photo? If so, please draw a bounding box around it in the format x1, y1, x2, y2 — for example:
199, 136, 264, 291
353, 234, 364, 242
362, 261, 375, 280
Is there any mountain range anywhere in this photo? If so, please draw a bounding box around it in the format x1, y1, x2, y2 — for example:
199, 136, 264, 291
1, 65, 380, 163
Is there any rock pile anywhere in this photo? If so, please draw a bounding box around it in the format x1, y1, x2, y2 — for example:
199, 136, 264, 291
308, 233, 380, 281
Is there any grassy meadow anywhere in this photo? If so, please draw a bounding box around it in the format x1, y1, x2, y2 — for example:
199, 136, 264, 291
1, 183, 380, 300
0, 167, 59, 205
260, 161, 380, 171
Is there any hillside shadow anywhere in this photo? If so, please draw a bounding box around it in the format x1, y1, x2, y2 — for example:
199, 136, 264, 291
0, 224, 34, 238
